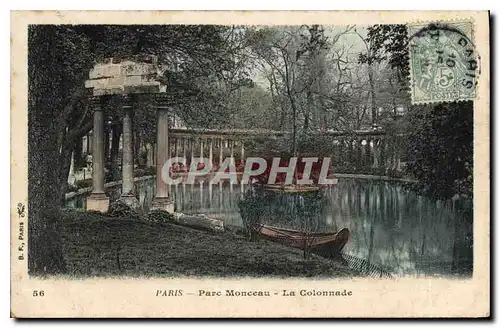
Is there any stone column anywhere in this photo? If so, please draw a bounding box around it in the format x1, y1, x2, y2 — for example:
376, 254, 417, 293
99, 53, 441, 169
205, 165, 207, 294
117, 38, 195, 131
121, 96, 135, 196
219, 139, 224, 167
209, 139, 213, 169
151, 100, 174, 213
182, 138, 187, 163
230, 140, 234, 165
200, 139, 204, 161
241, 140, 245, 161
190, 139, 195, 166
86, 97, 109, 212
360, 138, 366, 166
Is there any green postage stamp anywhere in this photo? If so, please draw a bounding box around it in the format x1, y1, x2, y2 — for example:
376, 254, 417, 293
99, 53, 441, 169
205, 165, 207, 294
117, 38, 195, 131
408, 20, 478, 104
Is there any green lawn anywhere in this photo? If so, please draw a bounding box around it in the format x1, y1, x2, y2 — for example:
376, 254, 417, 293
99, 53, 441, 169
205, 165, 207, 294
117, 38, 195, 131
60, 210, 355, 278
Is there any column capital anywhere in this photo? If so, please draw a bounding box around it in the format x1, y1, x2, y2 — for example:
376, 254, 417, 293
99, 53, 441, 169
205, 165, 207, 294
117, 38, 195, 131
121, 94, 135, 110
155, 94, 170, 110
89, 96, 104, 110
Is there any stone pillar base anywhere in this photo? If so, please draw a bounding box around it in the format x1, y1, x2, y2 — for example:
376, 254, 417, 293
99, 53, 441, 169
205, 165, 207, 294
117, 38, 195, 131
86, 193, 110, 212
119, 194, 141, 211
151, 197, 175, 213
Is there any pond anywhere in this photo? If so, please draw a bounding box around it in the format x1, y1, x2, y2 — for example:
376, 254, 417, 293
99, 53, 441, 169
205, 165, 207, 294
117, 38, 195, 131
66, 177, 473, 278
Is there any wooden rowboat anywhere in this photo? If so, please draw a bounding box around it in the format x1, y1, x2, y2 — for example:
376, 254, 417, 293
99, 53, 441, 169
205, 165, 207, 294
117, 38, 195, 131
254, 224, 350, 256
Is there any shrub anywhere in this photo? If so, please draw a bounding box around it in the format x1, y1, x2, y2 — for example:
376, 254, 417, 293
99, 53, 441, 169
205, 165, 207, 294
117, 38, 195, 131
237, 186, 269, 241
107, 199, 140, 220
75, 179, 93, 190
144, 210, 175, 224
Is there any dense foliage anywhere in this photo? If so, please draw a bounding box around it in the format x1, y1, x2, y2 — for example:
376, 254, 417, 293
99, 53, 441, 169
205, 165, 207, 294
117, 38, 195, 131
404, 102, 473, 200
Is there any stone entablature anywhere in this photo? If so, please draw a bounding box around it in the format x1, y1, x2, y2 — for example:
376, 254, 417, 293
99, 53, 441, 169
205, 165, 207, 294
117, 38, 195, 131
85, 56, 166, 96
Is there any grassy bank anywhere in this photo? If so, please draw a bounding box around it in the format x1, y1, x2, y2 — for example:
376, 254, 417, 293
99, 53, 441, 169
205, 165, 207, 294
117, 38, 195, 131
60, 210, 355, 278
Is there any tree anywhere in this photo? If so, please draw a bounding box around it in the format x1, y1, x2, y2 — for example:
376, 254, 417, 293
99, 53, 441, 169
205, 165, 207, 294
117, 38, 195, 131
28, 26, 74, 274
363, 24, 473, 199
357, 24, 409, 127
249, 25, 355, 153
405, 102, 473, 200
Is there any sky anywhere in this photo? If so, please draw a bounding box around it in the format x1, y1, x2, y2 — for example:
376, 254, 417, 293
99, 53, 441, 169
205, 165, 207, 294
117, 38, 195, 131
250, 25, 369, 88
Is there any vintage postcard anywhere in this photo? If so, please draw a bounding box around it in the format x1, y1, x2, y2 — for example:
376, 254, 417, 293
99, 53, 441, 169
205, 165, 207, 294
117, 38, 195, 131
10, 11, 490, 318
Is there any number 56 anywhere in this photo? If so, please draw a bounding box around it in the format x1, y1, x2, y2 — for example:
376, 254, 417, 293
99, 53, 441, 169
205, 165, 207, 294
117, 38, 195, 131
33, 290, 44, 297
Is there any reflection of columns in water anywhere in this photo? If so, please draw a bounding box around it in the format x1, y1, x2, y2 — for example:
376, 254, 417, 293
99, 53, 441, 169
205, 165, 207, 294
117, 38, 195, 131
218, 182, 223, 210
199, 181, 203, 208
356, 182, 362, 216
174, 183, 178, 208
364, 183, 370, 215
375, 184, 381, 217
368, 184, 374, 213
396, 186, 403, 227
208, 182, 213, 207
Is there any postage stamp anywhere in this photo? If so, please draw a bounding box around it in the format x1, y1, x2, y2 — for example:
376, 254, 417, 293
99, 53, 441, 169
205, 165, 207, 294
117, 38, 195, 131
10, 11, 490, 318
408, 20, 479, 104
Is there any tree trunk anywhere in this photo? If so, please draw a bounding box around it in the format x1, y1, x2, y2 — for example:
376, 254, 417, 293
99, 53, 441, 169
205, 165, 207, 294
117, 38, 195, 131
28, 26, 66, 274
28, 121, 67, 274
368, 64, 377, 126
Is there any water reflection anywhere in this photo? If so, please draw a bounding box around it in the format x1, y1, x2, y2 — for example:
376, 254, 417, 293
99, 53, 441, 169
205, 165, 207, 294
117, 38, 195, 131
66, 178, 472, 277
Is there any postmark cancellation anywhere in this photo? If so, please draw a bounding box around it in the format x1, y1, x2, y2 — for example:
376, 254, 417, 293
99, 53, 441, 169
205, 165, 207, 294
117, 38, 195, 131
408, 20, 478, 105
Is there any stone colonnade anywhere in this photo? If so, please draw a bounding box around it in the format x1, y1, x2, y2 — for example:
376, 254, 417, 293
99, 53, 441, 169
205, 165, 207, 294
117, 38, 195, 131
86, 94, 174, 213
330, 135, 403, 171
165, 132, 402, 172
166, 136, 246, 169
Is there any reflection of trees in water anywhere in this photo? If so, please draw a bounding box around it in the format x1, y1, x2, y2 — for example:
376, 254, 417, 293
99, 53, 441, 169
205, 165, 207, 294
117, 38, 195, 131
163, 179, 472, 276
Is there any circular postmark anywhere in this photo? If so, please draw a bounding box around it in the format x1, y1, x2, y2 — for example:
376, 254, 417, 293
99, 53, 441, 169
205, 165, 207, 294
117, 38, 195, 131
408, 22, 479, 104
